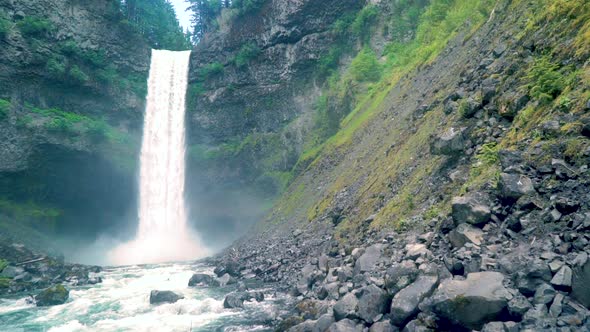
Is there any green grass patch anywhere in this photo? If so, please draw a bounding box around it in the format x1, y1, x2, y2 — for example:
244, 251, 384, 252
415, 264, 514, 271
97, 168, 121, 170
234, 42, 261, 67
17, 16, 52, 37
0, 98, 10, 120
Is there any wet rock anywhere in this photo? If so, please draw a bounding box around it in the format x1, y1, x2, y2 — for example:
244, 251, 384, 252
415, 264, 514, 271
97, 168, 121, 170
327, 319, 363, 332
188, 273, 220, 287
334, 292, 359, 321
357, 284, 389, 323
390, 275, 439, 326
452, 196, 491, 226
429, 272, 512, 329
431, 127, 467, 156
0, 266, 24, 278
385, 261, 419, 294
288, 320, 315, 332
218, 273, 237, 286
224, 292, 248, 309
149, 290, 184, 304
498, 173, 535, 200
35, 284, 69, 306
448, 223, 483, 248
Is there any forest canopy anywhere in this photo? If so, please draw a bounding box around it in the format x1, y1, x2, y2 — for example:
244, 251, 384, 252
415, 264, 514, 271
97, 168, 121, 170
119, 0, 191, 50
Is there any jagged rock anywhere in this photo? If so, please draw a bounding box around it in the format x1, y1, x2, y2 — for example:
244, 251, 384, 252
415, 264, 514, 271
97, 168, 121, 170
572, 257, 590, 308
385, 261, 419, 294
357, 285, 389, 323
448, 223, 483, 248
508, 293, 532, 318
390, 275, 439, 326
401, 319, 432, 332
533, 283, 556, 305
35, 284, 69, 306
431, 127, 467, 156
327, 319, 363, 332
452, 196, 491, 226
149, 290, 184, 304
429, 272, 512, 329
405, 244, 430, 261
288, 320, 315, 332
550, 293, 564, 317
315, 314, 336, 332
188, 273, 220, 287
223, 292, 252, 309
369, 320, 398, 332
551, 266, 572, 289
218, 273, 237, 286
334, 292, 359, 321
354, 244, 383, 275
515, 259, 553, 296
498, 173, 535, 200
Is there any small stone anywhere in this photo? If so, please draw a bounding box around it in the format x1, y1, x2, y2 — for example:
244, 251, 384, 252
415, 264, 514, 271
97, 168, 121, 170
533, 283, 556, 304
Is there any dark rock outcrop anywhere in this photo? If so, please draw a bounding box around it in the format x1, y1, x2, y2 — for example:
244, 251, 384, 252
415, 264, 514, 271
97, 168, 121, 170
149, 290, 184, 304
35, 284, 69, 306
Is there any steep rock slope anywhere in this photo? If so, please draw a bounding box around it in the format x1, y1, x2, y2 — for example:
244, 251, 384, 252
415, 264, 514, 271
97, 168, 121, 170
0, 0, 150, 242
214, 0, 590, 330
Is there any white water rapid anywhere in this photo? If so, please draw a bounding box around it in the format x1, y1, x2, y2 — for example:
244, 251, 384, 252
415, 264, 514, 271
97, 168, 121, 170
110, 50, 207, 265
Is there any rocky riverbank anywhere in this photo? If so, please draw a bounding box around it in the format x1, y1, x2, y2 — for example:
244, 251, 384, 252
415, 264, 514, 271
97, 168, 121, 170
0, 237, 101, 302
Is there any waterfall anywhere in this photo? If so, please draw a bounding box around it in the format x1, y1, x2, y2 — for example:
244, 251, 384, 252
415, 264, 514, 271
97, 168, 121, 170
109, 50, 207, 265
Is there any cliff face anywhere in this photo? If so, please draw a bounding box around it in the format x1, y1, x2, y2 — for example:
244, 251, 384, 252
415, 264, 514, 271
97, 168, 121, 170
185, 0, 364, 246
0, 0, 150, 241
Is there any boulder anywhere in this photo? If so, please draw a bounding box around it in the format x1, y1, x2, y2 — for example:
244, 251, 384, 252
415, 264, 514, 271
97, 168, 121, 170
315, 314, 336, 332
385, 261, 419, 294
149, 290, 184, 304
430, 272, 512, 329
551, 265, 572, 290
327, 319, 364, 332
357, 285, 389, 323
451, 196, 491, 226
572, 258, 590, 308
448, 223, 483, 248
533, 283, 556, 305
498, 173, 535, 200
223, 292, 252, 309
431, 127, 467, 156
390, 275, 439, 326
188, 273, 220, 287
354, 244, 383, 275
0, 265, 24, 278
333, 292, 359, 321
35, 284, 69, 306
405, 244, 430, 261
218, 273, 237, 286
369, 320, 398, 332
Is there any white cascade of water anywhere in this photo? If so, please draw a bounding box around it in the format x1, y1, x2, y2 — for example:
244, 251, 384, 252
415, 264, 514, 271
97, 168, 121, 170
110, 50, 207, 265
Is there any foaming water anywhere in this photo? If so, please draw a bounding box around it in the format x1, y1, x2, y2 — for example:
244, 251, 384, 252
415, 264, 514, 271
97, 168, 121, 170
0, 263, 286, 332
110, 50, 208, 265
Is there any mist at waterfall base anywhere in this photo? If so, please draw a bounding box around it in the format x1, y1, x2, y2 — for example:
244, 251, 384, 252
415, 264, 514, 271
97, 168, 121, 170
104, 50, 207, 266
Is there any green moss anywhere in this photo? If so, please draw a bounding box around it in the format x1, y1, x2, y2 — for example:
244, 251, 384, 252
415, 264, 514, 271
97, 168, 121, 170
198, 62, 224, 80
0, 259, 8, 273
351, 4, 379, 42
17, 16, 52, 37
350, 47, 382, 82
0, 15, 11, 38
234, 42, 261, 67
0, 277, 10, 288
0, 98, 11, 120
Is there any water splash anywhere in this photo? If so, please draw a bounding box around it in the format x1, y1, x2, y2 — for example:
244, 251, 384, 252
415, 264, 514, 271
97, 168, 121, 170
110, 50, 208, 265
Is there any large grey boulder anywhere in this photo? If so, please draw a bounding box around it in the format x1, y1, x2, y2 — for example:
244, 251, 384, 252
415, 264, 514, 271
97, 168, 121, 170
357, 285, 389, 323
188, 273, 220, 287
327, 319, 364, 332
498, 173, 535, 200
149, 290, 184, 304
35, 284, 69, 307
431, 127, 467, 156
390, 275, 439, 326
448, 223, 483, 248
452, 196, 491, 226
430, 272, 512, 329
223, 292, 253, 309
354, 244, 383, 275
334, 292, 359, 321
550, 265, 572, 289
384, 261, 419, 294
572, 257, 590, 308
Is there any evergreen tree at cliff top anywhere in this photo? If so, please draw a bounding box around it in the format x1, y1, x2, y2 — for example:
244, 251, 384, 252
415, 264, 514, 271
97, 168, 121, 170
120, 0, 191, 50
